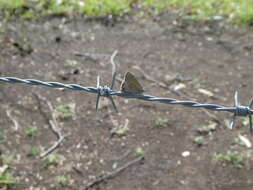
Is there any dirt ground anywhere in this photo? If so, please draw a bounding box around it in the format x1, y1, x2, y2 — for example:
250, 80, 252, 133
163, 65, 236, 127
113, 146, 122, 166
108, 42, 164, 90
1, 13, 253, 190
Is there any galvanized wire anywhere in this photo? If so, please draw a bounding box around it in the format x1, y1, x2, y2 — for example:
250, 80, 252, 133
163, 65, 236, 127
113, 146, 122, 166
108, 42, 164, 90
1, 76, 253, 134
0, 76, 251, 114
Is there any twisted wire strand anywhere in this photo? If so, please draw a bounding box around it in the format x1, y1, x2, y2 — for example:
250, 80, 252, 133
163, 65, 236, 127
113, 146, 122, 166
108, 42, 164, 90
0, 77, 98, 93
1, 76, 253, 116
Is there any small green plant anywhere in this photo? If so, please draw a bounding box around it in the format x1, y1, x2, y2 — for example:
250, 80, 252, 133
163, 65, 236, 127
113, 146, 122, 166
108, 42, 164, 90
25, 126, 38, 138
193, 136, 205, 146
0, 165, 16, 188
134, 147, 145, 157
26, 146, 40, 157
196, 122, 216, 135
153, 117, 170, 127
214, 151, 245, 168
110, 119, 129, 137
55, 103, 75, 120
43, 154, 60, 167
55, 175, 69, 186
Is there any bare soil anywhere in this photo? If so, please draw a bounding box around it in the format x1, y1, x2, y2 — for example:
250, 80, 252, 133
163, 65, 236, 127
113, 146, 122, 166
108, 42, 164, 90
1, 14, 253, 190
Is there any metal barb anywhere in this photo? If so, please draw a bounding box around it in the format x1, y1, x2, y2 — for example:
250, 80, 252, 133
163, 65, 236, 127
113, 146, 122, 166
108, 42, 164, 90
229, 91, 242, 130
109, 96, 118, 112
229, 91, 253, 134
110, 71, 116, 90
94, 75, 118, 112
229, 91, 239, 129
108, 71, 118, 111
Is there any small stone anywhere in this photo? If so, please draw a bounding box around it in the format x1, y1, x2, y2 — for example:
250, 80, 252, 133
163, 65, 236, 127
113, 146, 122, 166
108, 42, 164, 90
182, 151, 190, 157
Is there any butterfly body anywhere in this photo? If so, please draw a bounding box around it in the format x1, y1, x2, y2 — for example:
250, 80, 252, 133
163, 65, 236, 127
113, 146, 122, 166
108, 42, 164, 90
120, 72, 144, 94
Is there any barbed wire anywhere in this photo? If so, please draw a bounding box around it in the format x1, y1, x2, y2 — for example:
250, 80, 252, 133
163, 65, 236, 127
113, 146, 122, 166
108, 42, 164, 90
1, 76, 253, 133
1, 51, 253, 134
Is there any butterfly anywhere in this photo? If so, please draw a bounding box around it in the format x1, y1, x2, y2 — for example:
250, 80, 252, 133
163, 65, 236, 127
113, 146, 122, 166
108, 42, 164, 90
120, 72, 144, 94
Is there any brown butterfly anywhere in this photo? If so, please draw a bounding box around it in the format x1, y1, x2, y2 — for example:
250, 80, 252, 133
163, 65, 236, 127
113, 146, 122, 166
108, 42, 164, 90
120, 72, 144, 94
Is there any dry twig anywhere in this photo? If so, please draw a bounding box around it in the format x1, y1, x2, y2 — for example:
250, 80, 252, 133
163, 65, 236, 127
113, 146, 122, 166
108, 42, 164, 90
33, 93, 66, 159
6, 109, 20, 131
40, 135, 65, 158
82, 156, 144, 190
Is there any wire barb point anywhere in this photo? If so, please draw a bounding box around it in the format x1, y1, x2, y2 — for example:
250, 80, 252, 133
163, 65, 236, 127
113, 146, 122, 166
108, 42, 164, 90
95, 75, 118, 112
229, 91, 253, 134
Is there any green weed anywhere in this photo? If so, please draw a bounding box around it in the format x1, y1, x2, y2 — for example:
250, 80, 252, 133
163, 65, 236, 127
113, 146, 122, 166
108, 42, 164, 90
110, 119, 129, 137
0, 0, 253, 25
43, 154, 60, 167
192, 136, 205, 146
134, 147, 145, 157
26, 146, 41, 157
214, 151, 245, 168
55, 175, 70, 186
196, 122, 217, 135
153, 117, 170, 127
0, 165, 16, 188
55, 103, 75, 120
25, 126, 38, 138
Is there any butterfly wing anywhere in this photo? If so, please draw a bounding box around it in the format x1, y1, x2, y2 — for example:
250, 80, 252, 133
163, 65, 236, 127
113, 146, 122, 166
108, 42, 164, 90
121, 72, 144, 94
